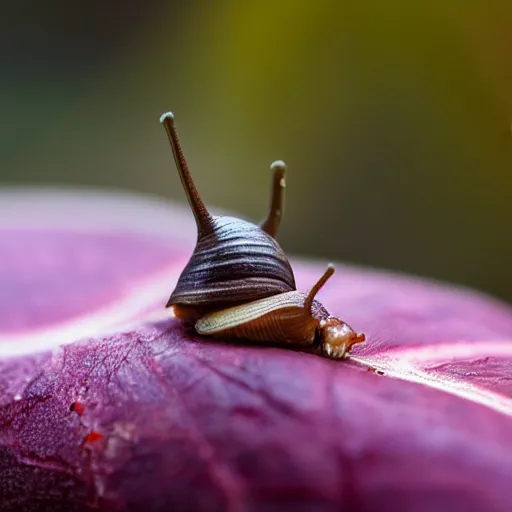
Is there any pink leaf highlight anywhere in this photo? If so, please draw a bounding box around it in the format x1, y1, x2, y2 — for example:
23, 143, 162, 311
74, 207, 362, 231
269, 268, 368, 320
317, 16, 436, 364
0, 189, 194, 356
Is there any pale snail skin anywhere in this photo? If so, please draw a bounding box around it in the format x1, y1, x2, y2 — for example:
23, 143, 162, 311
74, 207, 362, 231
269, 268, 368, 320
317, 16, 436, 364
160, 111, 366, 359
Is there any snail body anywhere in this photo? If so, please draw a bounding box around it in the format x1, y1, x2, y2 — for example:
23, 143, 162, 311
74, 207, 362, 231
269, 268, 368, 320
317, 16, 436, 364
195, 265, 365, 358
160, 112, 365, 359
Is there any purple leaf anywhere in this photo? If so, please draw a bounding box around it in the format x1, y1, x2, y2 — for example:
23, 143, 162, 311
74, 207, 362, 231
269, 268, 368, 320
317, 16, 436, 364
1, 189, 511, 512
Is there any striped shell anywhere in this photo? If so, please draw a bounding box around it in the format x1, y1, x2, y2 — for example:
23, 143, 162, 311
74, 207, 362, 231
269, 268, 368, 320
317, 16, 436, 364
167, 216, 296, 308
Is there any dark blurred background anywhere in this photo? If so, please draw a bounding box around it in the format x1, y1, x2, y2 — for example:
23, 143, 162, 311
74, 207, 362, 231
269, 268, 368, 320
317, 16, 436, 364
1, 1, 511, 302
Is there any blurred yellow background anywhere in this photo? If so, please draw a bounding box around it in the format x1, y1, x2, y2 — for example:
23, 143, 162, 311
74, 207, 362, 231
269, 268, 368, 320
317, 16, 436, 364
2, 1, 511, 302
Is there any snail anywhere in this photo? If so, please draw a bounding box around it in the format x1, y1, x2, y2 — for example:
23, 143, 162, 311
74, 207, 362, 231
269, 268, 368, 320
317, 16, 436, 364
160, 112, 365, 359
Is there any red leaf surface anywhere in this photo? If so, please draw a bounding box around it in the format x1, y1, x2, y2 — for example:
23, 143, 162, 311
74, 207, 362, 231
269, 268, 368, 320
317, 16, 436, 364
1, 189, 511, 512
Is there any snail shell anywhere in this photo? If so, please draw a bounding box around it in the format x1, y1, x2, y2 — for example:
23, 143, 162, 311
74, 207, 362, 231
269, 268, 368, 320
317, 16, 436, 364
168, 216, 296, 307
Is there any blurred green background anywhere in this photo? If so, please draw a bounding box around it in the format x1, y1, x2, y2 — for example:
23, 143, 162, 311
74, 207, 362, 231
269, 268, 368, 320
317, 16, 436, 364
2, 1, 511, 302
